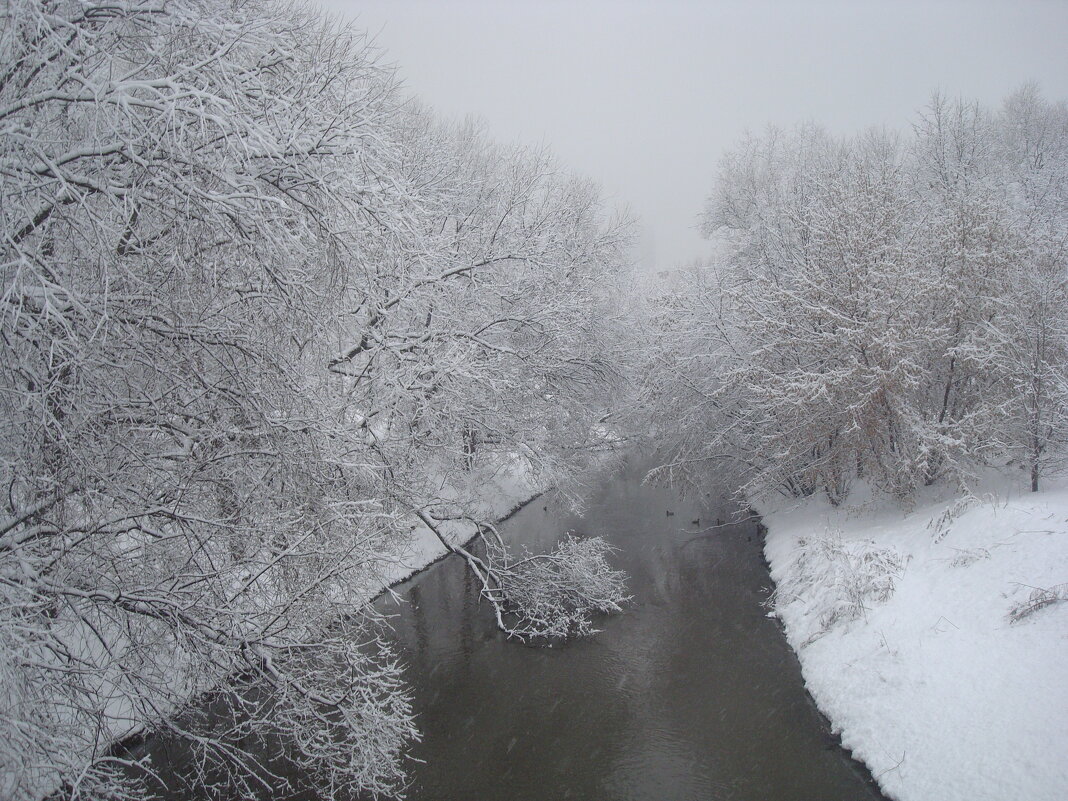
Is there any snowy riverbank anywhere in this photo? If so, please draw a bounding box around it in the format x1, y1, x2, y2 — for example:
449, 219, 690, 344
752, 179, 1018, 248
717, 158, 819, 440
759, 475, 1068, 801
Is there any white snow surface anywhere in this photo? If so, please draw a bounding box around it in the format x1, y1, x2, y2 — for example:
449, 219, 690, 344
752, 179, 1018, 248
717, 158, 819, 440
759, 475, 1068, 801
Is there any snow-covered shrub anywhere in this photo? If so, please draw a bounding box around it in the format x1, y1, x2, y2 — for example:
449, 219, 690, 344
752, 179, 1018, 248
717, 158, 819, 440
928, 495, 982, 543
948, 546, 992, 568
770, 533, 904, 643
948, 551, 995, 568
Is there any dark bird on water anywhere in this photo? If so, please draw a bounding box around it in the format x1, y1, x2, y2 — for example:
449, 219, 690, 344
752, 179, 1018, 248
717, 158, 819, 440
666, 510, 674, 517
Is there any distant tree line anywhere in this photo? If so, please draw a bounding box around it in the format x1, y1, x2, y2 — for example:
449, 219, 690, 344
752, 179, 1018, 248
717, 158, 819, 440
642, 87, 1068, 502
0, 1, 631, 798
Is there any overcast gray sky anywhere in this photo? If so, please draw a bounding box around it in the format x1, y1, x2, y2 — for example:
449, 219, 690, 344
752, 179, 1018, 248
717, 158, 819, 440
315, 0, 1068, 271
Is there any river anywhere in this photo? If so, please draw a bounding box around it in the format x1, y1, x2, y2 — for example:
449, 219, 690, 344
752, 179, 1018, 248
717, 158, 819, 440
134, 459, 886, 800
375, 459, 885, 800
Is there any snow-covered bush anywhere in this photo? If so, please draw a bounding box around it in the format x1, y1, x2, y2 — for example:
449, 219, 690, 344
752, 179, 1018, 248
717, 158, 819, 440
947, 546, 992, 568
927, 495, 984, 543
769, 534, 904, 643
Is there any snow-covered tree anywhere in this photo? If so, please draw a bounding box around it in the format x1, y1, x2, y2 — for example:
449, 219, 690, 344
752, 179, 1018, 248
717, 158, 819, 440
682, 125, 932, 500
330, 115, 633, 492
1, 1, 425, 797
0, 1, 632, 798
989, 86, 1068, 490
648, 88, 1068, 502
326, 112, 635, 638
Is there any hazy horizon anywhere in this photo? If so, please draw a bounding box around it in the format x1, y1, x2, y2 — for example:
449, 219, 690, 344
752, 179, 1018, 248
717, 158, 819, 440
315, 0, 1068, 271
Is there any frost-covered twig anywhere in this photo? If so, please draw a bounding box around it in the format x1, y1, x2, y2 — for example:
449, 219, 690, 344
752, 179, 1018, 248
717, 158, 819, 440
1008, 583, 1068, 623
418, 510, 628, 641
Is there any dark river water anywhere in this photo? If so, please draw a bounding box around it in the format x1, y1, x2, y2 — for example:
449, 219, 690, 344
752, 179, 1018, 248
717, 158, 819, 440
375, 460, 885, 801
133, 459, 886, 800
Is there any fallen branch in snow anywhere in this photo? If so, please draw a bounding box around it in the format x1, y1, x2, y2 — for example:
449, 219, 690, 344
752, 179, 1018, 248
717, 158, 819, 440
875, 750, 906, 779
1008, 582, 1068, 623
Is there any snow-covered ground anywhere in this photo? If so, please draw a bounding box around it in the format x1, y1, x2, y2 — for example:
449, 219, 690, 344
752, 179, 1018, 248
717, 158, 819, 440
759, 474, 1068, 801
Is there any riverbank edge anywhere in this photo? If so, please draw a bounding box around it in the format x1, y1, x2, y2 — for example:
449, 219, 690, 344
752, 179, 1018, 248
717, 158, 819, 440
754, 518, 894, 801
758, 478, 1068, 801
